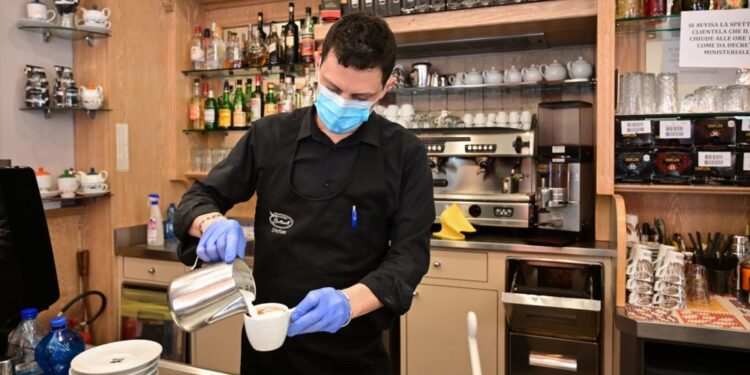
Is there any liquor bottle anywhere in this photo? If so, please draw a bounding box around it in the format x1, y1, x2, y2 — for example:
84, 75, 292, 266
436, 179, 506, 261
300, 7, 315, 64
218, 81, 232, 128
300, 67, 315, 107
233, 79, 247, 128
188, 79, 202, 129
206, 23, 223, 69
280, 75, 296, 113
243, 77, 253, 117
681, 0, 709, 10
278, 73, 288, 113
204, 90, 218, 130
190, 26, 205, 70
282, 2, 300, 66
257, 12, 267, 42
248, 27, 268, 66
200, 82, 209, 128
250, 75, 264, 120
267, 22, 281, 67
226, 32, 243, 68
264, 83, 278, 116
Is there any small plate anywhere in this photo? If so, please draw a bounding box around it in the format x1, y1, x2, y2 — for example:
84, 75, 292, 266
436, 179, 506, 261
70, 340, 162, 375
40, 190, 61, 199
17, 18, 56, 28
77, 24, 111, 34
75, 189, 109, 196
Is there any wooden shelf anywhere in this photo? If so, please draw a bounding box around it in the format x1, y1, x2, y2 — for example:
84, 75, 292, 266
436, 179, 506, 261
615, 184, 750, 195
314, 0, 597, 48
185, 171, 209, 179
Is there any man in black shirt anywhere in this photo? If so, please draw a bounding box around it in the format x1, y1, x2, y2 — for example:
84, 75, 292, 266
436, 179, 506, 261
175, 13, 434, 374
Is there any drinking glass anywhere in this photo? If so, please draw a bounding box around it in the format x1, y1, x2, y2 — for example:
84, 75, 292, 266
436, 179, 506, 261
641, 73, 657, 114
681, 94, 696, 113
725, 85, 750, 112
656, 73, 678, 114
618, 72, 642, 115
695, 86, 724, 113
687, 264, 711, 307
191, 148, 205, 172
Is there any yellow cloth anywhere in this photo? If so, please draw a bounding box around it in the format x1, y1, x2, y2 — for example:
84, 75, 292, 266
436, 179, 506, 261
433, 204, 476, 240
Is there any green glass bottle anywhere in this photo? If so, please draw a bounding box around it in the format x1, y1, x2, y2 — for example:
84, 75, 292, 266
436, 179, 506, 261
204, 90, 218, 130
264, 83, 278, 116
218, 81, 232, 128
243, 78, 254, 121
232, 79, 247, 128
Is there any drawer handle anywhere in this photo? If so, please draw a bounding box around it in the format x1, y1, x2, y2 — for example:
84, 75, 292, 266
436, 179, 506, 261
433, 261, 442, 268
529, 351, 577, 372
413, 291, 419, 297
148, 267, 156, 274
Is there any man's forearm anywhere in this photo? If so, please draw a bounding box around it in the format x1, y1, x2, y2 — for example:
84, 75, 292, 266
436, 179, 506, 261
342, 283, 384, 319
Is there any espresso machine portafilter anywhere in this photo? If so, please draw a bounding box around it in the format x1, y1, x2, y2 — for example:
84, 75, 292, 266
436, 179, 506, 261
536, 101, 595, 239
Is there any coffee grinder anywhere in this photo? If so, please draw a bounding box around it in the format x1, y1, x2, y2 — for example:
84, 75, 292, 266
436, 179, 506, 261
534, 101, 595, 243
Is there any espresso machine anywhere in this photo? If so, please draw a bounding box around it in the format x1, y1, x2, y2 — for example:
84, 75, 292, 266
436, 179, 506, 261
419, 128, 536, 228
535, 101, 595, 240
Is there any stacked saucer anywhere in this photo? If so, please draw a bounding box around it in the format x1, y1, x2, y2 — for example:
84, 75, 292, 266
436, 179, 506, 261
70, 340, 162, 375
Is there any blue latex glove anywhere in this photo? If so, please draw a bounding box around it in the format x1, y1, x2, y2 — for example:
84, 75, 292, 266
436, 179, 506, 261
197, 219, 246, 264
287, 287, 351, 336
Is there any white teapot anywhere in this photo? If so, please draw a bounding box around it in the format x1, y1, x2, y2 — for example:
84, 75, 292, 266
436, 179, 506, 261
521, 65, 543, 83
79, 4, 110, 28
464, 68, 483, 85
504, 66, 523, 83
540, 60, 567, 81
567, 56, 593, 79
482, 67, 503, 85
80, 84, 104, 110
77, 167, 108, 192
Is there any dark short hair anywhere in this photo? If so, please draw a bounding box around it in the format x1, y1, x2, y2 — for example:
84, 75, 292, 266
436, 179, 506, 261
321, 13, 397, 86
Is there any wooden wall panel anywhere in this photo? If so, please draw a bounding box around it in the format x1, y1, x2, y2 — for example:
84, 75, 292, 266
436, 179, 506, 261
39, 213, 83, 328
596, 0, 616, 196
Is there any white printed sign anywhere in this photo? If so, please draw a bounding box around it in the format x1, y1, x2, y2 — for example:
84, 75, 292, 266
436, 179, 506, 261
743, 119, 750, 131
622, 120, 652, 135
659, 121, 691, 139
552, 146, 565, 154
744, 153, 750, 171
679, 9, 750, 69
698, 151, 731, 168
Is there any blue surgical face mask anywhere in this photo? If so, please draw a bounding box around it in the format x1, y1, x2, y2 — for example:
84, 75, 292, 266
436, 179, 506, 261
315, 84, 374, 135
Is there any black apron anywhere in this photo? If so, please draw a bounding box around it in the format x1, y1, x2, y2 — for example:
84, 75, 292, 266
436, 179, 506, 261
240, 122, 393, 375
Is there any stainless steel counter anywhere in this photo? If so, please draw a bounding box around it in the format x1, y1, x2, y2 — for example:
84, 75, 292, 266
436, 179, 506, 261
115, 225, 614, 262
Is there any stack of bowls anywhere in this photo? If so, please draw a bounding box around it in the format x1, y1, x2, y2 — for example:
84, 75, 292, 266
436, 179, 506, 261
70, 340, 162, 375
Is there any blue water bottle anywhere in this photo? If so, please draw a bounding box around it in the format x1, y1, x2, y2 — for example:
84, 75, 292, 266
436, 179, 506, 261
34, 317, 85, 375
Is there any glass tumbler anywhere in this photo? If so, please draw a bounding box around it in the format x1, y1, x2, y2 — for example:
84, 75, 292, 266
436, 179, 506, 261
687, 264, 711, 307
191, 148, 205, 172
618, 72, 643, 115
641, 73, 657, 115
725, 85, 750, 112
695, 86, 724, 113
656, 73, 679, 114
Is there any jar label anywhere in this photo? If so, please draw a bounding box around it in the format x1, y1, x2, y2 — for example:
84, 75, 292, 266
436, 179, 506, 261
698, 151, 731, 168
189, 104, 200, 120
622, 120, 651, 135
745, 153, 750, 171
659, 120, 691, 139
204, 109, 215, 123
743, 120, 750, 131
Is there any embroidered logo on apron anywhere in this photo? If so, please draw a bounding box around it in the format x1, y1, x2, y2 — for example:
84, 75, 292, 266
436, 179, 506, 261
269, 211, 294, 235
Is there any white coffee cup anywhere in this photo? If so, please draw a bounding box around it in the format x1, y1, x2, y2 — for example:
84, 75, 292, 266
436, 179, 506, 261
520, 111, 532, 125
626, 278, 654, 294
58, 177, 79, 198
28, 3, 56, 23
81, 182, 108, 193
627, 243, 654, 263
462, 113, 473, 127
385, 105, 399, 118
449, 73, 465, 86
398, 104, 415, 117
473, 113, 486, 126
374, 105, 386, 115
243, 303, 291, 352
486, 113, 496, 125
628, 292, 652, 306
496, 111, 508, 125
655, 245, 678, 268
509, 111, 520, 124
36, 175, 52, 192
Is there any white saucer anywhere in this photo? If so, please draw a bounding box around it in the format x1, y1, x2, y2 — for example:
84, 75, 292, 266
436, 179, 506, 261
77, 24, 111, 34
17, 18, 56, 28
70, 340, 161, 375
40, 190, 61, 199
76, 189, 109, 196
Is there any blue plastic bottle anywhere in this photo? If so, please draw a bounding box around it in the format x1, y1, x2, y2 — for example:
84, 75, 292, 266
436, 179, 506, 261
166, 203, 176, 240
6, 308, 46, 375
34, 317, 85, 375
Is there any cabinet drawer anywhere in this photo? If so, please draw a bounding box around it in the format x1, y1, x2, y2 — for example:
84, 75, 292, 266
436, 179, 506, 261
425, 250, 488, 282
123, 257, 186, 285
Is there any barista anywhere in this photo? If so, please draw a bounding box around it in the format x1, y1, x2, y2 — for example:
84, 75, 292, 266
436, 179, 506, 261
174, 13, 435, 374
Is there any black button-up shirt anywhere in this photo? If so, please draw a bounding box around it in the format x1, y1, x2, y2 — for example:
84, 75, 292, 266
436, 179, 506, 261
175, 107, 435, 317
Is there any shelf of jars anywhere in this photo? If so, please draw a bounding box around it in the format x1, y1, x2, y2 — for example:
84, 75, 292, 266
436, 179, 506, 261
17, 23, 111, 46
20, 107, 112, 119
615, 14, 681, 33
616, 112, 750, 120
182, 127, 249, 134
390, 78, 596, 95
182, 64, 313, 79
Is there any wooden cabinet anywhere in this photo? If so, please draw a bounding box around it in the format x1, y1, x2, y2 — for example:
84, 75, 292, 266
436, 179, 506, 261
404, 284, 498, 375
191, 313, 244, 374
